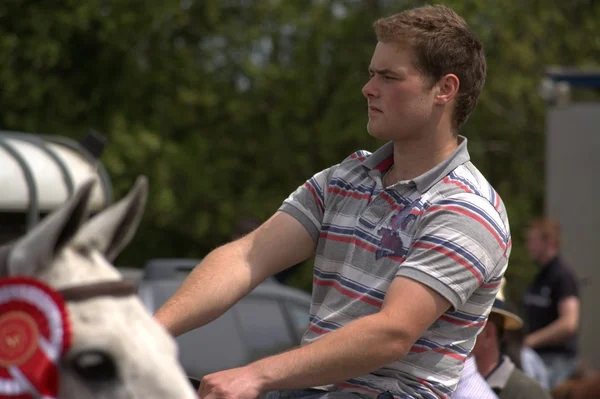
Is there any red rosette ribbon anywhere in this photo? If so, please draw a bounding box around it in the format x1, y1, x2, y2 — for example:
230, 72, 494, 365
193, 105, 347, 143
0, 276, 71, 399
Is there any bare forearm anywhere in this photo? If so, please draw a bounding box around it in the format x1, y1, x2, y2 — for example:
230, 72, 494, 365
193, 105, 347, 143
154, 241, 256, 337
526, 319, 576, 348
250, 313, 408, 393
154, 213, 316, 338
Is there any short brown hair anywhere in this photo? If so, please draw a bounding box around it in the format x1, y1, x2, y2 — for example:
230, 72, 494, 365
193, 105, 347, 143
373, 5, 486, 130
528, 217, 561, 247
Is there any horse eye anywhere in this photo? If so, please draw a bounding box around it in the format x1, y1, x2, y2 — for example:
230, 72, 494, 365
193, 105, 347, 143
70, 350, 118, 383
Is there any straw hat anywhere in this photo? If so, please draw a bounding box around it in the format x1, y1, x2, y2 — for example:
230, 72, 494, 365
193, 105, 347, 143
490, 278, 523, 330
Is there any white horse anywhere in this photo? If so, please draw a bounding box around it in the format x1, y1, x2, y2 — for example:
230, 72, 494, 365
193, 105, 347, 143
0, 176, 197, 399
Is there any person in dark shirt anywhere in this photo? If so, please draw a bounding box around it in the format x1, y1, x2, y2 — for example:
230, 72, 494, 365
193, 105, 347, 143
522, 217, 580, 388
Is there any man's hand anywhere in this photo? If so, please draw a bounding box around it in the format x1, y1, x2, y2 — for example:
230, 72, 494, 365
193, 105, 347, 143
198, 366, 265, 399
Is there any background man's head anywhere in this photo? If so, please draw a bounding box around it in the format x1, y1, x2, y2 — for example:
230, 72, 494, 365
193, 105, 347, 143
472, 312, 506, 361
526, 217, 561, 265
472, 279, 523, 373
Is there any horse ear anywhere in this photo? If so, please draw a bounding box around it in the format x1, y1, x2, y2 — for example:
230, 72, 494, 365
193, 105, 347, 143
8, 179, 96, 276
71, 175, 148, 262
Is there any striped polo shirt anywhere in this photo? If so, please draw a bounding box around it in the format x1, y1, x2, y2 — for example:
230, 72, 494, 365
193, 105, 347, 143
278, 136, 511, 399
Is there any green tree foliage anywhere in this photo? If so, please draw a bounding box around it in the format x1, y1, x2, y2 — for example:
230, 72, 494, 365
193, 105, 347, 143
1, 0, 598, 300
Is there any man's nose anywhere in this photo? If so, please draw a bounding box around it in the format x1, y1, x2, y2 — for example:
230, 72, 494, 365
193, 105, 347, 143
362, 77, 379, 99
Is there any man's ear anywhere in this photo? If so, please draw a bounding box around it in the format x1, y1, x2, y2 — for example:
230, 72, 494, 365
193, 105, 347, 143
433, 73, 460, 105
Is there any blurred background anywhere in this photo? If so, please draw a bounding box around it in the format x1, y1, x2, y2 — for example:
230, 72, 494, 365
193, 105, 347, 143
0, 0, 599, 381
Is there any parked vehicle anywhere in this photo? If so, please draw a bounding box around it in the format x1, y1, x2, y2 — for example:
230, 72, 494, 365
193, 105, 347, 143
128, 258, 312, 380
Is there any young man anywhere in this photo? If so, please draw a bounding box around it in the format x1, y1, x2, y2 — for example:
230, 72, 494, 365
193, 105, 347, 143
522, 218, 580, 388
154, 5, 511, 399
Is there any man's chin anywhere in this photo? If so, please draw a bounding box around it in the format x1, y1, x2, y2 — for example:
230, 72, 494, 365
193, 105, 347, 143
367, 125, 396, 141
367, 123, 422, 142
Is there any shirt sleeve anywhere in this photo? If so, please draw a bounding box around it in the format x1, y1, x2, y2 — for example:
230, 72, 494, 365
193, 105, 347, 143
396, 193, 511, 310
554, 266, 579, 300
278, 165, 338, 243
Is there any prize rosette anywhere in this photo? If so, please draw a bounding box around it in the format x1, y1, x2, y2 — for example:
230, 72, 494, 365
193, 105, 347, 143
0, 277, 71, 399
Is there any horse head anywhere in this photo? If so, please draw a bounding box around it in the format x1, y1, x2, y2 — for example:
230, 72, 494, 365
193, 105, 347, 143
0, 176, 197, 399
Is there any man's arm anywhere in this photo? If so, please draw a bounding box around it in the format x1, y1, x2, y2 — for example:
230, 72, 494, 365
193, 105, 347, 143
198, 192, 508, 399
199, 277, 451, 398
525, 296, 579, 348
153, 211, 316, 337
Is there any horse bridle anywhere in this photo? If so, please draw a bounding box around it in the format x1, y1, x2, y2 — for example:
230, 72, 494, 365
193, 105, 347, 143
58, 280, 137, 302
0, 243, 138, 302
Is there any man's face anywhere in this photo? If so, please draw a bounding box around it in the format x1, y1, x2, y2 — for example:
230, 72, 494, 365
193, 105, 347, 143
362, 42, 439, 141
526, 228, 547, 264
472, 321, 494, 360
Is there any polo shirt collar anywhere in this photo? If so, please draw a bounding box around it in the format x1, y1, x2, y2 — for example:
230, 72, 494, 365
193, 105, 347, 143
362, 136, 471, 193
486, 355, 515, 390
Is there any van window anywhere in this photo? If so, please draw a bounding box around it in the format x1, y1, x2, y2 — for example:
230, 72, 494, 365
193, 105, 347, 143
176, 309, 248, 377
136, 280, 249, 377
235, 297, 295, 362
283, 301, 310, 341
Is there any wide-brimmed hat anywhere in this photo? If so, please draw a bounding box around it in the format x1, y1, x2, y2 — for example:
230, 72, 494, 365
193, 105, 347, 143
490, 278, 523, 330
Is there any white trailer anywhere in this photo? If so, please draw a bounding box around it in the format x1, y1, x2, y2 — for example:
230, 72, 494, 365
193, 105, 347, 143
0, 130, 113, 243
543, 66, 600, 368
